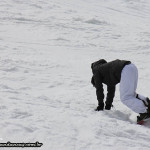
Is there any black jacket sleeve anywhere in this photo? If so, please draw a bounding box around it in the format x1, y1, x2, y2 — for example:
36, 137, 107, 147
106, 86, 115, 105
93, 72, 104, 105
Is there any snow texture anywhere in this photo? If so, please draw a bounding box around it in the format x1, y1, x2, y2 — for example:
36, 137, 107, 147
0, 0, 150, 150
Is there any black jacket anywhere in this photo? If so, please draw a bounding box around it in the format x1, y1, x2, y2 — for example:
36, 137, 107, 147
91, 59, 131, 105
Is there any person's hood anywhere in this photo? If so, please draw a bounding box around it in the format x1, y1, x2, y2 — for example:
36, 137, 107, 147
91, 59, 107, 70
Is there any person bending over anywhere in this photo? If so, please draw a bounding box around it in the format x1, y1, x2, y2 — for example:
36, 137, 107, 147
91, 59, 150, 122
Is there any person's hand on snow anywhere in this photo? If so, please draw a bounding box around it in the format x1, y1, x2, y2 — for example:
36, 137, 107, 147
95, 103, 104, 111
95, 103, 112, 111
105, 103, 112, 110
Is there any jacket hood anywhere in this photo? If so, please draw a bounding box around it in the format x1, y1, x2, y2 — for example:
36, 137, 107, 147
91, 59, 107, 70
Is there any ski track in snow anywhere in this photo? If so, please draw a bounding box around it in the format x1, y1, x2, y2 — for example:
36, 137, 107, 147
1, 0, 150, 150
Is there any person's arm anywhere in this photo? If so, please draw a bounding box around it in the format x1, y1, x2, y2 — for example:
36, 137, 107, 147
93, 71, 104, 110
105, 86, 116, 109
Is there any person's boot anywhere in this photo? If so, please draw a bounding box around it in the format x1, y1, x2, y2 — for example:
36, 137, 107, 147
137, 112, 150, 122
146, 97, 150, 113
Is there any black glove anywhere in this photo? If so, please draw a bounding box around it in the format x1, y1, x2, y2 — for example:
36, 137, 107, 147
105, 103, 112, 110
95, 103, 104, 111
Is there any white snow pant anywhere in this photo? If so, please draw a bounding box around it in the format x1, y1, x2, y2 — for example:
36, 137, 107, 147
120, 64, 147, 113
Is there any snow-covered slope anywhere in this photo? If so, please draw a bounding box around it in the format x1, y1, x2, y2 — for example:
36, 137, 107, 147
1, 0, 150, 149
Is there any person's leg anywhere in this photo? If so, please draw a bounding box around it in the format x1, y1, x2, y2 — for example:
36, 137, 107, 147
120, 64, 147, 113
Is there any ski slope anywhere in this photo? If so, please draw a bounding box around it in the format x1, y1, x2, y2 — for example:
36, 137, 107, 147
0, 0, 150, 149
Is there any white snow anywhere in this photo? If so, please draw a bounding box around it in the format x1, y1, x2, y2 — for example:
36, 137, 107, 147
1, 0, 150, 149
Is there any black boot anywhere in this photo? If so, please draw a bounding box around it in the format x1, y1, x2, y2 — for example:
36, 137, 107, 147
137, 112, 150, 122
146, 97, 150, 113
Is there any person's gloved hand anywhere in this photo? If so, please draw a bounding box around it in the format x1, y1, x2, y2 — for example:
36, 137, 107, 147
95, 103, 104, 111
105, 103, 112, 110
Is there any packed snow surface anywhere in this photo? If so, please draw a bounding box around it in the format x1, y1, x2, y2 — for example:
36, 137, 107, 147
1, 0, 150, 150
